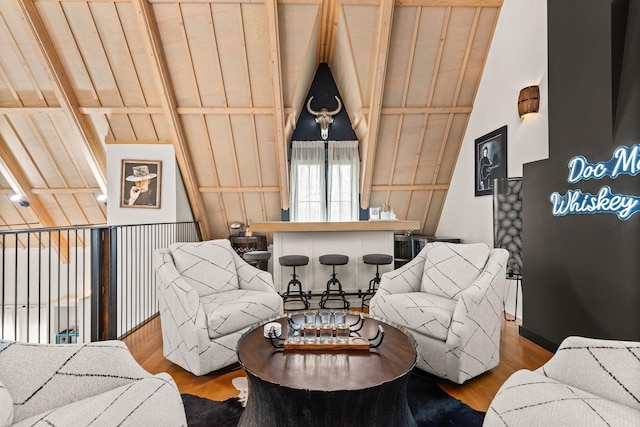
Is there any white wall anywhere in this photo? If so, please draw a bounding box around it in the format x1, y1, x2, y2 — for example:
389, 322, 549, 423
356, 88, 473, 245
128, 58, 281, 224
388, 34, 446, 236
437, 0, 549, 244
106, 144, 193, 225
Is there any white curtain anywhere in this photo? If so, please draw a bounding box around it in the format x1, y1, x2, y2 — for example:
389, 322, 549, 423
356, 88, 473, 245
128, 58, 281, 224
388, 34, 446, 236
289, 141, 326, 222
328, 141, 360, 222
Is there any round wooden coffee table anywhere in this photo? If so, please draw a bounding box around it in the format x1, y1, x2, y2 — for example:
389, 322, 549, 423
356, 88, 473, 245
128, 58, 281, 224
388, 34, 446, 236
236, 313, 417, 427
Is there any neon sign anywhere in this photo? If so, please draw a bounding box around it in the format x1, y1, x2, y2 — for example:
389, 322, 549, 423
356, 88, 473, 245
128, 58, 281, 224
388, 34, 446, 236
550, 145, 640, 220
567, 145, 640, 183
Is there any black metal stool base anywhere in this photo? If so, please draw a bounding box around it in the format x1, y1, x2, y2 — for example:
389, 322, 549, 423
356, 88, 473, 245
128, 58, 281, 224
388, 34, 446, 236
319, 272, 350, 310
361, 274, 381, 310
282, 277, 310, 310
361, 254, 393, 310
316, 254, 350, 310
279, 256, 311, 311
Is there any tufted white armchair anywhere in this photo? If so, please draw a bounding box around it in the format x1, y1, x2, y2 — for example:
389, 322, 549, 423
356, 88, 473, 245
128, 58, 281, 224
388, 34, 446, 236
370, 242, 508, 384
154, 239, 283, 376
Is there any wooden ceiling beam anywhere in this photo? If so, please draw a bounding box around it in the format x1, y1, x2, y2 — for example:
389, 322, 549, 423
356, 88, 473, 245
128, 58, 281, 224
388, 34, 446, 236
131, 0, 212, 239
380, 106, 472, 114
0, 107, 64, 114
14, 0, 107, 195
359, 0, 394, 209
338, 0, 501, 5
317, 0, 339, 64
0, 106, 284, 115
265, 0, 290, 209
395, 0, 502, 6
372, 183, 448, 191
0, 136, 69, 261
200, 186, 281, 193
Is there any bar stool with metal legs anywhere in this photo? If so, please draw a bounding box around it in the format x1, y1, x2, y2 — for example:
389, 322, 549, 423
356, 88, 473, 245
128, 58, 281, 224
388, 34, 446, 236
319, 254, 350, 309
279, 255, 310, 310
243, 251, 271, 271
361, 254, 394, 310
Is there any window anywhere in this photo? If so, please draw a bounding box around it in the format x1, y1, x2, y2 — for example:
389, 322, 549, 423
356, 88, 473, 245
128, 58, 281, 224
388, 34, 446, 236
328, 141, 360, 221
289, 141, 359, 222
290, 142, 326, 222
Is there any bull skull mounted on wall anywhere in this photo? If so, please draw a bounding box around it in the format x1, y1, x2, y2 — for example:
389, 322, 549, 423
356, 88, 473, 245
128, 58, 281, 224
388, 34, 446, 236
306, 96, 342, 140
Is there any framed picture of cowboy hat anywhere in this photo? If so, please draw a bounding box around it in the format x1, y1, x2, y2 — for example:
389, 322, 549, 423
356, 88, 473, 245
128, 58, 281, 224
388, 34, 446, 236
474, 125, 507, 197
120, 160, 162, 209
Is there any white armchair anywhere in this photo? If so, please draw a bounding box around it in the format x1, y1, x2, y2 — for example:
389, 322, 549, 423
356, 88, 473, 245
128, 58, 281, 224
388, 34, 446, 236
369, 242, 508, 384
484, 336, 640, 426
0, 339, 186, 427
154, 239, 283, 376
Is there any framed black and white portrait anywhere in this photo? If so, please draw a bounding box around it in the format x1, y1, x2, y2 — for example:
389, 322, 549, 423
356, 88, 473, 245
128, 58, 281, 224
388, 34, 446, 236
120, 160, 162, 209
474, 126, 507, 196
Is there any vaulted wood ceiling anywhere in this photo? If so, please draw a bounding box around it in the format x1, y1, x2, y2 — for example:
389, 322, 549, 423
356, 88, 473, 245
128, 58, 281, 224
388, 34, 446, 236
0, 0, 502, 241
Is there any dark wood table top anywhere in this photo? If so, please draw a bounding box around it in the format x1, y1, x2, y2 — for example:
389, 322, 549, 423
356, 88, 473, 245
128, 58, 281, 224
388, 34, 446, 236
236, 313, 417, 392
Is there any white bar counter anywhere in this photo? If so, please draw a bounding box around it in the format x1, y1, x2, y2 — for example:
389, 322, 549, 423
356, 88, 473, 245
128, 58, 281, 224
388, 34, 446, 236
250, 220, 420, 233
251, 221, 420, 302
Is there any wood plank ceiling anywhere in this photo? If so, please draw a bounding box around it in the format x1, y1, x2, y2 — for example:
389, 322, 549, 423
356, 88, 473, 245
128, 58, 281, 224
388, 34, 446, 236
0, 0, 502, 241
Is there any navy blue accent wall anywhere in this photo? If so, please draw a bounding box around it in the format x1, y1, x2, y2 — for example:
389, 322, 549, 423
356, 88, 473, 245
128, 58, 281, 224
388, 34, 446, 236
520, 0, 640, 351
291, 63, 357, 141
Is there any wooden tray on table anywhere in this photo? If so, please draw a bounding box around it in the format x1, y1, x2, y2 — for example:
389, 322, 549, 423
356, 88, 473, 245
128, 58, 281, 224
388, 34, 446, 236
283, 336, 370, 351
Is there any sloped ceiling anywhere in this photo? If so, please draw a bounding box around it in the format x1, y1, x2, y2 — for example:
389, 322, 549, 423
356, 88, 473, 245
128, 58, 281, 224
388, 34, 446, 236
0, 0, 502, 241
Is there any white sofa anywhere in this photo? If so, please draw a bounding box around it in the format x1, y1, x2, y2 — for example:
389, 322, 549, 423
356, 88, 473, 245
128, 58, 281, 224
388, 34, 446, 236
370, 242, 509, 384
484, 336, 640, 426
0, 339, 186, 427
154, 239, 283, 376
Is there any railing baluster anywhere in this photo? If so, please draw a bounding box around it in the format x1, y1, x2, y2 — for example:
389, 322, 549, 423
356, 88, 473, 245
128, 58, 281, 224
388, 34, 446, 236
14, 234, 18, 341
48, 231, 52, 344
1, 222, 200, 343
1, 234, 5, 339
38, 231, 42, 343
26, 233, 30, 342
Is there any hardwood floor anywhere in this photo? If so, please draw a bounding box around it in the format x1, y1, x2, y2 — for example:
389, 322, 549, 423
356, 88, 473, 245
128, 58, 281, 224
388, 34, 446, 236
123, 315, 553, 412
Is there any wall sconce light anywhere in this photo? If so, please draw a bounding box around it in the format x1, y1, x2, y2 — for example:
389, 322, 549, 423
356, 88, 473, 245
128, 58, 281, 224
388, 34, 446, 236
96, 194, 108, 205
518, 85, 540, 118
10, 194, 30, 207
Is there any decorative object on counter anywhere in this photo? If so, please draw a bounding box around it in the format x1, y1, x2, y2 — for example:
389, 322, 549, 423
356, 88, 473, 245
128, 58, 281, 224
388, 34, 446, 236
369, 204, 397, 220
229, 221, 245, 236
369, 206, 380, 220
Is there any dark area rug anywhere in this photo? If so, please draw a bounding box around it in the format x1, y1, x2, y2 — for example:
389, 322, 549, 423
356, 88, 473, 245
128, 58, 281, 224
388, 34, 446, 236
181, 394, 244, 427
182, 372, 485, 426
407, 371, 485, 426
